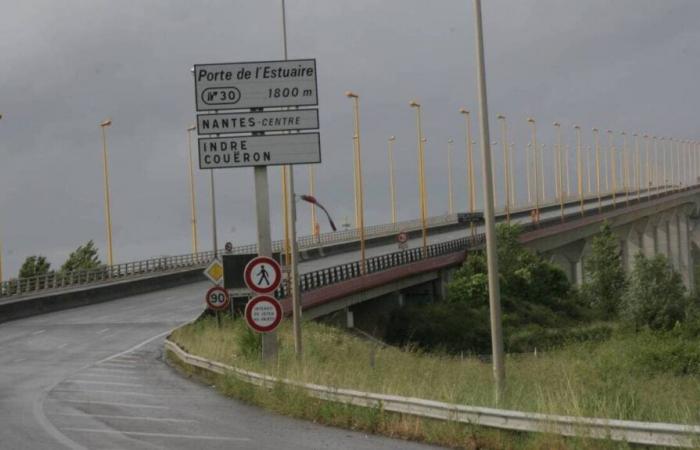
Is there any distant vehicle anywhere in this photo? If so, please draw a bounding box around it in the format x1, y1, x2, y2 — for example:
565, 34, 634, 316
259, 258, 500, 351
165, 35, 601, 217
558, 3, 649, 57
457, 212, 484, 224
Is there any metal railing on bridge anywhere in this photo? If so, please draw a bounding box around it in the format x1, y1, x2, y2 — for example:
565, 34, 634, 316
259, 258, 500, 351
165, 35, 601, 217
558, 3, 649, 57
0, 213, 458, 299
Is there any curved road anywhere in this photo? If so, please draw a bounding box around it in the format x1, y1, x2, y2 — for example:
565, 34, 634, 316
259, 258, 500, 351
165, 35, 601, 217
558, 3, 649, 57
0, 282, 441, 450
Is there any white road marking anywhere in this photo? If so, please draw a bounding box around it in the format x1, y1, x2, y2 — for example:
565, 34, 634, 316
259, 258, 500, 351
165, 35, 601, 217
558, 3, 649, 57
96, 328, 110, 334
66, 380, 144, 387
59, 400, 168, 410
60, 428, 250, 441
86, 367, 138, 374
96, 363, 136, 369
53, 413, 198, 423
52, 389, 160, 398
77, 373, 142, 380
32, 329, 46, 335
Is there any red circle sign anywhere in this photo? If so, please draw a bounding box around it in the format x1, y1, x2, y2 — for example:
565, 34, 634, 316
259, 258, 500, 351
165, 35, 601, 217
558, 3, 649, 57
397, 231, 408, 244
205, 286, 230, 311
244, 295, 282, 333
244, 256, 282, 294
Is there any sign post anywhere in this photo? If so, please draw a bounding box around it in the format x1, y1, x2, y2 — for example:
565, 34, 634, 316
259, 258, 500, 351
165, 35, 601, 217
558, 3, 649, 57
193, 56, 318, 363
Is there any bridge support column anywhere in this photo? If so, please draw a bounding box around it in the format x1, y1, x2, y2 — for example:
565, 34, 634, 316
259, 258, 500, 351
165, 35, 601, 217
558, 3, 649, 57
678, 211, 694, 291
623, 225, 643, 271
642, 219, 657, 258
345, 307, 354, 329
549, 240, 586, 286
656, 218, 670, 258
668, 212, 681, 271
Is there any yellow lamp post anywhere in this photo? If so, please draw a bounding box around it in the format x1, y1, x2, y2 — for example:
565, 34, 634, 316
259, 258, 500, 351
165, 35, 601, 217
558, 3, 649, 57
308, 166, 318, 237
527, 117, 539, 222
574, 125, 584, 216
459, 108, 476, 236
593, 128, 602, 212
553, 122, 564, 220
633, 133, 641, 201
100, 118, 114, 266
281, 166, 291, 265
186, 124, 199, 254
345, 91, 366, 272
387, 136, 397, 224
621, 132, 629, 205
607, 130, 617, 207
497, 115, 510, 222
447, 138, 454, 215
410, 100, 428, 256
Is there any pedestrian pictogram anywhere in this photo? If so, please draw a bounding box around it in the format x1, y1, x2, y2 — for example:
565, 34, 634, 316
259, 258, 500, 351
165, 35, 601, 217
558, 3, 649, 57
205, 286, 230, 311
204, 258, 224, 285
244, 295, 282, 333
244, 256, 282, 294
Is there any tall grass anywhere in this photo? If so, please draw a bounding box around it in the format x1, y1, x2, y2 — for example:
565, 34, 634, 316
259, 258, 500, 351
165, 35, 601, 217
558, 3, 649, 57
169, 317, 699, 449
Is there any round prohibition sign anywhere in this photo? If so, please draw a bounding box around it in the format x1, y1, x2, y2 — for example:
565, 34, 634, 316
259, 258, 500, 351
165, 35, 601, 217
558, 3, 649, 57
397, 231, 409, 244
244, 256, 282, 294
245, 295, 282, 333
205, 286, 230, 311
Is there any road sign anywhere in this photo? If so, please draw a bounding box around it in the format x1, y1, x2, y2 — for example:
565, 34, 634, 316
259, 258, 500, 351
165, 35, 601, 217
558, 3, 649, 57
224, 242, 233, 253
197, 109, 319, 136
244, 256, 282, 294
193, 59, 318, 112
199, 133, 320, 169
397, 231, 408, 244
205, 286, 230, 311
244, 295, 282, 333
204, 258, 224, 285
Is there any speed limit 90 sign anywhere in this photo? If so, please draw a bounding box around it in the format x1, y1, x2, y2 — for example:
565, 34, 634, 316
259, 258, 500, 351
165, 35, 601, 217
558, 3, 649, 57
205, 286, 230, 311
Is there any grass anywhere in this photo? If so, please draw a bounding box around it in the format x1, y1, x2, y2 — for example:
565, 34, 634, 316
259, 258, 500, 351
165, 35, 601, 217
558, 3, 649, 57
169, 316, 700, 449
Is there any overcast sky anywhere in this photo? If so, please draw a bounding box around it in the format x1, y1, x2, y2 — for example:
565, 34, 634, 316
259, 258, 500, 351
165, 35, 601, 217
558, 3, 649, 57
1, 0, 699, 276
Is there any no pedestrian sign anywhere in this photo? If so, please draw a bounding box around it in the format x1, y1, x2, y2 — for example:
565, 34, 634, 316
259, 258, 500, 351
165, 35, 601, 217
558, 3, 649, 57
244, 256, 282, 294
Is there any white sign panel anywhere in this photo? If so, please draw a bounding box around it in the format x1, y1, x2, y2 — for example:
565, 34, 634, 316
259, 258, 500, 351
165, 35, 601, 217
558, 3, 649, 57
197, 109, 318, 135
199, 133, 321, 169
193, 59, 318, 111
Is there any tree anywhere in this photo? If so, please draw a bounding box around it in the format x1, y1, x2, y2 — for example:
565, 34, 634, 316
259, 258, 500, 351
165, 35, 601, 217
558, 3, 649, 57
60, 240, 102, 272
19, 256, 51, 278
583, 222, 626, 316
622, 254, 686, 331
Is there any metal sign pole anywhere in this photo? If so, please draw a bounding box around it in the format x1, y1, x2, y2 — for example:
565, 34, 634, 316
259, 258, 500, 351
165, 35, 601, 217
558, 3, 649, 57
254, 166, 277, 361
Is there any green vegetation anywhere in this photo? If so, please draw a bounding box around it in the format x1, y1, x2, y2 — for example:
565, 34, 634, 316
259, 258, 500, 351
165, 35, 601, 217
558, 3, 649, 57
60, 240, 102, 272
18, 255, 51, 278
581, 222, 626, 316
169, 222, 700, 449
170, 318, 699, 449
386, 224, 594, 354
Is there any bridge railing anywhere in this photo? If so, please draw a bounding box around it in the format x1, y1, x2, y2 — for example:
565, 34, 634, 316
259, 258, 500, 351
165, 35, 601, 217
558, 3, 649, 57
0, 213, 458, 300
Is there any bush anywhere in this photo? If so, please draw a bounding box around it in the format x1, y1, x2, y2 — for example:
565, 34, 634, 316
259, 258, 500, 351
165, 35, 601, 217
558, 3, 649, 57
18, 255, 51, 278
583, 222, 626, 316
621, 254, 686, 331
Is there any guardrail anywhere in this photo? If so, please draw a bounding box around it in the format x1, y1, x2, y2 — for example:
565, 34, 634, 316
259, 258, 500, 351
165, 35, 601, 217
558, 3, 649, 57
0, 213, 458, 300
164, 339, 700, 448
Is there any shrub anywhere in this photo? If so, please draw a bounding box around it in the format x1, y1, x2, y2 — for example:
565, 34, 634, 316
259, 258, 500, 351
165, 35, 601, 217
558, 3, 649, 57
583, 222, 626, 316
621, 254, 686, 331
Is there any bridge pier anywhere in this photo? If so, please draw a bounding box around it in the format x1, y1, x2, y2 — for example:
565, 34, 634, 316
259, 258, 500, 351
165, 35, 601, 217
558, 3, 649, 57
656, 216, 671, 259
642, 218, 658, 258
678, 209, 694, 291
548, 240, 586, 286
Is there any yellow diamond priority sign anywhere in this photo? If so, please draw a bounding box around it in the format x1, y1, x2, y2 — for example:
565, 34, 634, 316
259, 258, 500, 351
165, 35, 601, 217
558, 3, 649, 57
204, 258, 224, 285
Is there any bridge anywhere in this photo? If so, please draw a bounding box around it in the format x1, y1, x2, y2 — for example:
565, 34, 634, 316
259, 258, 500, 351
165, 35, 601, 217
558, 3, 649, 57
2, 169, 699, 450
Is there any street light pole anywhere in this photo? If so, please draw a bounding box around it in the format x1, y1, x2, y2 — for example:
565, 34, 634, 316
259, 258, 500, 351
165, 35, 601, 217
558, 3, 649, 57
410, 100, 428, 257
553, 122, 564, 220
186, 125, 199, 254
447, 138, 455, 215
574, 125, 584, 216
99, 118, 114, 266
622, 132, 629, 205
388, 136, 397, 224
527, 118, 539, 223
607, 130, 616, 207
308, 166, 318, 237
593, 128, 602, 213
497, 115, 510, 223
346, 92, 366, 272
472, 0, 505, 403
459, 109, 476, 221
633, 133, 641, 201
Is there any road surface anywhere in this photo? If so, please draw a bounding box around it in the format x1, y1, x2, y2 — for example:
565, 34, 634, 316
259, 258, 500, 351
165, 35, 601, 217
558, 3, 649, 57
0, 282, 442, 450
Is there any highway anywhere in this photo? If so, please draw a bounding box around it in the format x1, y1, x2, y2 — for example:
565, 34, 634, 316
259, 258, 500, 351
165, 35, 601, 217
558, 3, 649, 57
0, 282, 441, 449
